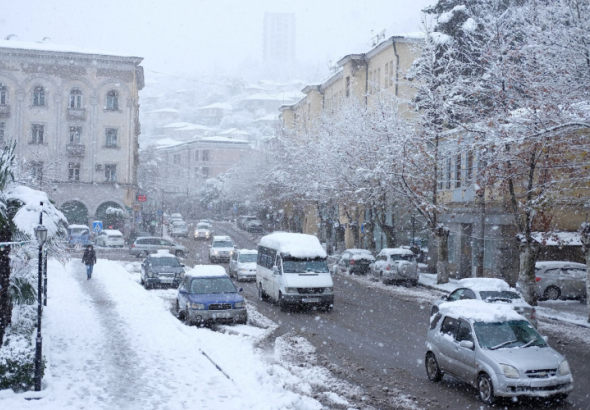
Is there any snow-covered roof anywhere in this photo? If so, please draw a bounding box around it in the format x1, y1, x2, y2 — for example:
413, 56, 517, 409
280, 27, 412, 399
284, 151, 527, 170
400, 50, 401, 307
102, 229, 123, 236
219, 128, 250, 136
160, 122, 195, 129
197, 102, 233, 110
254, 114, 279, 122
379, 248, 415, 255
147, 108, 179, 114
199, 136, 249, 144
531, 232, 582, 247
0, 39, 142, 60
259, 233, 327, 259
456, 278, 511, 292
175, 124, 214, 132
244, 93, 286, 102
68, 224, 89, 230
438, 300, 525, 323
154, 138, 183, 148
185, 265, 228, 278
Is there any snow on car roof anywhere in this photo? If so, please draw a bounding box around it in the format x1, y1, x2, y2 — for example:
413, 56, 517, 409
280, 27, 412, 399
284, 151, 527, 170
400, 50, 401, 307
213, 235, 231, 241
439, 300, 525, 323
259, 232, 327, 259
457, 278, 512, 292
380, 248, 415, 255
148, 250, 176, 258
102, 229, 123, 235
536, 261, 586, 269
185, 265, 228, 278
68, 224, 89, 229
347, 248, 372, 254
238, 249, 258, 254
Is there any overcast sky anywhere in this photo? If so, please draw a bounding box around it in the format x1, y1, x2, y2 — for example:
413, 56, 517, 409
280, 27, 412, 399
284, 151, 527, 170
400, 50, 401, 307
4, 0, 434, 78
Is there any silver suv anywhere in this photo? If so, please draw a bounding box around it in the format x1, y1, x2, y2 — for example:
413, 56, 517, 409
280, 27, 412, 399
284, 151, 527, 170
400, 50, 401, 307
425, 300, 573, 405
130, 236, 187, 257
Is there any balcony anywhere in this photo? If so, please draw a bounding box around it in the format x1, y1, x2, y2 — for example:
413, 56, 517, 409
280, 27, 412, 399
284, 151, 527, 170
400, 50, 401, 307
66, 144, 85, 157
67, 108, 86, 120
0, 104, 10, 118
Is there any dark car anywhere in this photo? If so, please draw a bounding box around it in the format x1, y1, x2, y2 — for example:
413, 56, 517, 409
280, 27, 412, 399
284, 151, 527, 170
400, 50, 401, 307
245, 218, 264, 233
176, 265, 247, 326
140, 250, 185, 289
332, 249, 375, 275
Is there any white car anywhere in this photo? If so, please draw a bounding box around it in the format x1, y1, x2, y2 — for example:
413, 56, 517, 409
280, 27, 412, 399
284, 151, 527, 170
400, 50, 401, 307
372, 248, 418, 286
229, 249, 258, 281
95, 229, 125, 248
170, 220, 189, 237
194, 222, 213, 241
209, 235, 235, 263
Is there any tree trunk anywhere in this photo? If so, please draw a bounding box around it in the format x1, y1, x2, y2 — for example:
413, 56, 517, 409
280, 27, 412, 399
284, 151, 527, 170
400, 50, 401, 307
0, 219, 12, 347
474, 190, 485, 277
517, 240, 538, 306
580, 223, 590, 323
376, 211, 396, 248
436, 226, 450, 284
366, 209, 376, 254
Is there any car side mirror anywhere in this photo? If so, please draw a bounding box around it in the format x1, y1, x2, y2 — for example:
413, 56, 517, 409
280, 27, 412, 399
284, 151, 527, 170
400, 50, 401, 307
441, 295, 448, 301
542, 335, 549, 343
238, 287, 243, 292
459, 340, 474, 350
180, 264, 185, 267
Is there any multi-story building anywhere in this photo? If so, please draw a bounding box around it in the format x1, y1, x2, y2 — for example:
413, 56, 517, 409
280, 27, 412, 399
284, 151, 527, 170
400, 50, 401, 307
0, 40, 144, 226
263, 12, 296, 63
279, 35, 423, 250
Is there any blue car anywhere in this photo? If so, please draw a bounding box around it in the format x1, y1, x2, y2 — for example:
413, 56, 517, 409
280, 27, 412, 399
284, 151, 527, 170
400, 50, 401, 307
67, 224, 91, 247
176, 265, 247, 326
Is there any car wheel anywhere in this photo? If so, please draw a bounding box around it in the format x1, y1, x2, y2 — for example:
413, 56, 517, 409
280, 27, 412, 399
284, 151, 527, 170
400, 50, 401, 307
430, 306, 439, 316
324, 303, 333, 312
552, 393, 569, 403
176, 301, 187, 322
544, 286, 561, 300
477, 373, 495, 405
142, 250, 149, 258
411, 279, 418, 287
279, 292, 288, 312
425, 352, 443, 382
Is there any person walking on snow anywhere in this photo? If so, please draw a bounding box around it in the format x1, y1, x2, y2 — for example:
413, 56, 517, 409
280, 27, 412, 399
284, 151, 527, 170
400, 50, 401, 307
82, 244, 97, 279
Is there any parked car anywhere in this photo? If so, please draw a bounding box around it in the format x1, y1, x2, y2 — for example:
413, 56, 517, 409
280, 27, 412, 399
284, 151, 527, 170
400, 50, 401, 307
237, 215, 257, 230
534, 261, 587, 300
372, 248, 418, 286
245, 218, 264, 233
257, 232, 334, 312
95, 229, 125, 248
229, 249, 258, 281
209, 235, 235, 263
170, 220, 189, 237
128, 231, 153, 244
425, 300, 573, 405
169, 213, 183, 225
130, 236, 187, 257
431, 278, 538, 328
140, 250, 185, 289
176, 265, 247, 326
67, 224, 91, 247
194, 222, 213, 241
332, 249, 375, 275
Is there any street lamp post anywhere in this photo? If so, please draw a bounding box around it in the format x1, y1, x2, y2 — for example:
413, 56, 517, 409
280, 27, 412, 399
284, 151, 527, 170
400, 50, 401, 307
33, 202, 48, 392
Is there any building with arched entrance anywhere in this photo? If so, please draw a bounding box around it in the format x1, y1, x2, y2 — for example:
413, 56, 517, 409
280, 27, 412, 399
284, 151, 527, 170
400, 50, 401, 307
0, 40, 144, 233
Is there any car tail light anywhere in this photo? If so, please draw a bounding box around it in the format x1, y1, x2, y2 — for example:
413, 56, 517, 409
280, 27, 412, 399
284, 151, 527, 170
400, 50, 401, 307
132, 244, 135, 248
531, 308, 536, 320
386, 265, 390, 271
535, 277, 541, 282
350, 259, 356, 265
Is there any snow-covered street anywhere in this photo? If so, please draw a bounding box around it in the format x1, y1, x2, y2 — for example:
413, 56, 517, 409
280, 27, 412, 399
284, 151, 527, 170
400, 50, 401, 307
0, 258, 331, 409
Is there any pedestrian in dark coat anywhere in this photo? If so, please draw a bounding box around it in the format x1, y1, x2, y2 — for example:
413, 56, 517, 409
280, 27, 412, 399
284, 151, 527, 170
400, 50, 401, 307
82, 244, 97, 279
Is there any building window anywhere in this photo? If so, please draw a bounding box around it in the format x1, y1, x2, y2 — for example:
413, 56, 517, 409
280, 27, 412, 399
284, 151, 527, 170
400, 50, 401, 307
377, 68, 381, 90
455, 154, 462, 188
105, 164, 117, 182
31, 124, 44, 144
31, 161, 43, 182
466, 151, 473, 185
105, 128, 117, 147
194, 150, 199, 161
445, 157, 451, 190
68, 162, 80, 181
345, 76, 351, 97
69, 88, 82, 109
69, 126, 82, 144
202, 150, 210, 161
106, 90, 118, 111
384, 65, 389, 89
0, 84, 6, 105
173, 154, 181, 164
202, 167, 210, 179
195, 167, 199, 178
33, 86, 45, 106
0, 122, 4, 141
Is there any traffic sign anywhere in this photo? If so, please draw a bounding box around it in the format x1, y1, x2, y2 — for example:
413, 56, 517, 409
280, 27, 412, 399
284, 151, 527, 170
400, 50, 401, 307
92, 221, 103, 232
157, 209, 162, 216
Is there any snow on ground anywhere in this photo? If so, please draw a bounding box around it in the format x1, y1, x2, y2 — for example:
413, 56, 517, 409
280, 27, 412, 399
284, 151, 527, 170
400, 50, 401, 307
0, 258, 324, 409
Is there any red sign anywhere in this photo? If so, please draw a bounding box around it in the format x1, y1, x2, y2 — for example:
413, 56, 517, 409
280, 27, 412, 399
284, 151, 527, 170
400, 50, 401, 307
137, 195, 147, 202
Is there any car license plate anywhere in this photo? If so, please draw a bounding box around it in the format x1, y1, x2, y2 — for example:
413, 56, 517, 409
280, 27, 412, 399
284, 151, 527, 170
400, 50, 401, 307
302, 297, 320, 303
213, 312, 231, 319
160, 278, 173, 283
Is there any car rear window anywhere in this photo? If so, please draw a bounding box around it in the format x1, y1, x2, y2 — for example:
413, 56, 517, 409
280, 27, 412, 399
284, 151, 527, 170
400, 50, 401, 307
110, 235, 123, 239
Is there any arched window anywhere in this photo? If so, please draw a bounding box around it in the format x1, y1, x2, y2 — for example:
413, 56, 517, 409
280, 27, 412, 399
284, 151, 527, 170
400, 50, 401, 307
106, 90, 118, 111
0, 84, 6, 105
33, 86, 45, 106
69, 88, 82, 109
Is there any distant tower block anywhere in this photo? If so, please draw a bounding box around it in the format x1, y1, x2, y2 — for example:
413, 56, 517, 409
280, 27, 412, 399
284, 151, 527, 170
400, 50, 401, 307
263, 12, 296, 63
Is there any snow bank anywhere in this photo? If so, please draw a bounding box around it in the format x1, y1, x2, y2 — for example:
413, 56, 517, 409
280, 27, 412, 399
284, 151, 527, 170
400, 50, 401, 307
439, 300, 525, 323
259, 233, 327, 259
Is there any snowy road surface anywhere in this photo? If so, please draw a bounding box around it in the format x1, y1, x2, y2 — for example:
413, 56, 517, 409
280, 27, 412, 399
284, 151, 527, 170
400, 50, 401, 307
1, 258, 329, 410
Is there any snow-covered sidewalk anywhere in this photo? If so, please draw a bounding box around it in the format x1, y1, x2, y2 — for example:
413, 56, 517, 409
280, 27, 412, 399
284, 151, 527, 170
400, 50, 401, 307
1, 258, 324, 409
419, 273, 590, 328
